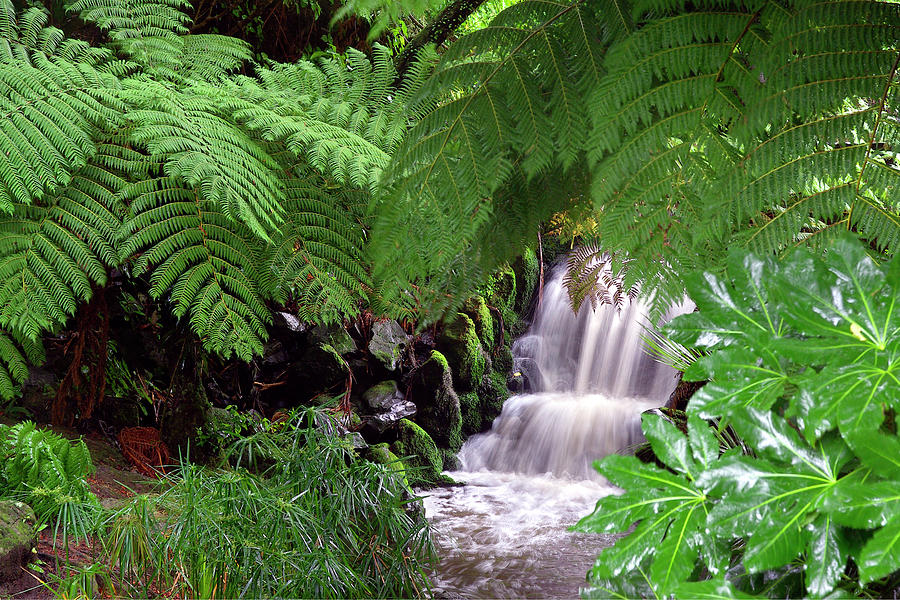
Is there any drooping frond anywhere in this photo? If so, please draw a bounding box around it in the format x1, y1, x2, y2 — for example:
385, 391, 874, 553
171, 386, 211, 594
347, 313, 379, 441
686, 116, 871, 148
0, 329, 43, 400
371, 0, 608, 318
69, 0, 191, 75
0, 143, 129, 338
226, 45, 432, 193
121, 79, 286, 238
0, 54, 124, 213
266, 167, 371, 324
122, 174, 272, 361
562, 244, 639, 312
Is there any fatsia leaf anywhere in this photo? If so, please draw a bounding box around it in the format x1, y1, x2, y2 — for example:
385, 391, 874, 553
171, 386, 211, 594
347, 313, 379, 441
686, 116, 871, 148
804, 514, 851, 597
858, 514, 900, 584
576, 414, 714, 594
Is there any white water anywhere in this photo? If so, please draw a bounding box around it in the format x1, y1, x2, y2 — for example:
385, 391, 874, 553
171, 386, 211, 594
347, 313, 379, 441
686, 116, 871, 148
423, 261, 692, 598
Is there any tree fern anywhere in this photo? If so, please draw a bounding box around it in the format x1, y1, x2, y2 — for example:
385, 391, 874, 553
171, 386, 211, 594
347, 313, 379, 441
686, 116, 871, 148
122, 172, 272, 361
372, 0, 900, 319
371, 0, 608, 316
0, 142, 129, 339
0, 329, 43, 400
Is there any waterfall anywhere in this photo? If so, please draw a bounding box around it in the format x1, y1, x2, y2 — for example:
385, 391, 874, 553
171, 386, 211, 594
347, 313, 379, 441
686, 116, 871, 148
458, 259, 693, 480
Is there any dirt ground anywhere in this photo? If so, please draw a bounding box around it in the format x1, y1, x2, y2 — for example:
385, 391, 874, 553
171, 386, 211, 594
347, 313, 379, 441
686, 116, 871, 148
0, 424, 156, 600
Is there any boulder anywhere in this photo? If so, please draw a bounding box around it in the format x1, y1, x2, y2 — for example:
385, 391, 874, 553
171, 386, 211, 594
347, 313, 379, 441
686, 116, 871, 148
361, 381, 416, 433
391, 420, 453, 487
477, 371, 510, 428
512, 247, 540, 313
461, 296, 494, 350
0, 501, 35, 583
368, 320, 409, 372
364, 443, 408, 486
436, 313, 488, 392
412, 351, 463, 451
273, 311, 309, 334
309, 323, 356, 356
459, 392, 482, 437
290, 324, 355, 398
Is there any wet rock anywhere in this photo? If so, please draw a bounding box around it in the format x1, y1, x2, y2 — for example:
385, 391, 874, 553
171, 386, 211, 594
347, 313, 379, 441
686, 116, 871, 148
362, 381, 416, 433
412, 351, 462, 451
273, 311, 309, 334
437, 313, 488, 392
309, 323, 356, 356
344, 432, 368, 450
391, 419, 454, 487
290, 324, 355, 398
459, 391, 482, 437
368, 319, 410, 372
507, 372, 526, 393
512, 247, 540, 313
0, 501, 35, 583
97, 395, 144, 430
477, 370, 509, 429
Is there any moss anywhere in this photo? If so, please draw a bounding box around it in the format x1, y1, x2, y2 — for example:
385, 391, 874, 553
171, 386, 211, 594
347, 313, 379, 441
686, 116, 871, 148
413, 351, 463, 451
364, 443, 408, 487
513, 247, 540, 313
459, 391, 482, 437
477, 370, 510, 427
462, 295, 494, 350
481, 265, 517, 325
437, 313, 487, 392
440, 448, 461, 471
392, 419, 444, 487
492, 344, 514, 376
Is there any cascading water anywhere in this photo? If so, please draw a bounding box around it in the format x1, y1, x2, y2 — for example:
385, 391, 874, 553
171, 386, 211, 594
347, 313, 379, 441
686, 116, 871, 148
423, 259, 693, 598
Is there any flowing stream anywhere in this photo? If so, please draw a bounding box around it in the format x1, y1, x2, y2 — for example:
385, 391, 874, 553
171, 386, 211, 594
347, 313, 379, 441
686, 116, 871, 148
423, 262, 692, 598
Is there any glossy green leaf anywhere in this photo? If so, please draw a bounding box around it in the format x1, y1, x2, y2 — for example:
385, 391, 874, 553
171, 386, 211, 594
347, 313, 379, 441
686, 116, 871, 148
858, 515, 900, 584
687, 348, 788, 418
672, 578, 756, 599
804, 514, 850, 597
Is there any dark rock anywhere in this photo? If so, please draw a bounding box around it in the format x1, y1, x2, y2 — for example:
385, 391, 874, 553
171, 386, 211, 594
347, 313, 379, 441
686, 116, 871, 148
262, 339, 289, 366
160, 373, 211, 462
310, 323, 356, 355
0, 501, 35, 583
364, 443, 408, 486
368, 320, 409, 372
459, 391, 482, 437
411, 351, 462, 451
477, 370, 509, 429
96, 395, 144, 430
363, 380, 403, 411
512, 247, 540, 314
507, 373, 526, 393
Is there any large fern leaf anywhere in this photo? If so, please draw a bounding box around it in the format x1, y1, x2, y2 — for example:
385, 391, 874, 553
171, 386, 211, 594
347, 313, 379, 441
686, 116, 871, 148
0, 329, 43, 400
122, 174, 272, 361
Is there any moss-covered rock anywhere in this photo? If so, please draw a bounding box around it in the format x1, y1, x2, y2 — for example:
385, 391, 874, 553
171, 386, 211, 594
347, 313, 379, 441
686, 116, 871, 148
440, 448, 461, 471
364, 443, 408, 487
482, 265, 517, 325
436, 313, 488, 392
0, 500, 35, 583
512, 247, 540, 313
492, 344, 514, 376
477, 370, 510, 429
391, 419, 453, 487
459, 391, 482, 437
368, 319, 409, 372
412, 351, 463, 451
462, 296, 494, 350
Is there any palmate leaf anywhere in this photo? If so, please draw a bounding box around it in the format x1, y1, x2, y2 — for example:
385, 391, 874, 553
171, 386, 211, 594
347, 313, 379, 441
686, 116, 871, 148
698, 410, 860, 595
576, 412, 720, 596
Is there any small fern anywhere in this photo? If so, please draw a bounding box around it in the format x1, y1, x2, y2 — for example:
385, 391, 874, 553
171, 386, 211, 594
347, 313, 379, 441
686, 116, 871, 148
0, 421, 99, 534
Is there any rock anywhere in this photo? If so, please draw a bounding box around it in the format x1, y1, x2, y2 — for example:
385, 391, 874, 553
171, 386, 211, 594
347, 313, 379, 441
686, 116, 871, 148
368, 320, 409, 372
0, 501, 35, 583
477, 371, 510, 428
160, 373, 211, 462
391, 420, 454, 487
440, 448, 461, 471
273, 311, 309, 334
362, 381, 416, 433
412, 351, 463, 451
262, 339, 289, 366
344, 432, 368, 450
483, 265, 517, 324
363, 381, 403, 411
309, 323, 356, 356
461, 296, 494, 350
364, 443, 408, 486
436, 313, 488, 392
512, 247, 540, 313
507, 372, 526, 393
459, 392, 482, 437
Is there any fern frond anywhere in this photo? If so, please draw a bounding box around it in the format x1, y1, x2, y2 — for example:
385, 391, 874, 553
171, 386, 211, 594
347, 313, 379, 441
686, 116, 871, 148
0, 329, 43, 400
266, 168, 371, 324
0, 55, 124, 213
372, 0, 608, 317
0, 143, 128, 338
121, 79, 285, 239
122, 174, 272, 361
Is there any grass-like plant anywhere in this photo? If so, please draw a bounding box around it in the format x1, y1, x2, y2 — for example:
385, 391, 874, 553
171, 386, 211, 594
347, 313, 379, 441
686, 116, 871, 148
92, 409, 433, 599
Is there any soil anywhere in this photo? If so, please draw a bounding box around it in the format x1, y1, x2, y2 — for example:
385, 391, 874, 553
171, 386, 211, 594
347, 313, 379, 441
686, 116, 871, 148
0, 422, 156, 600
